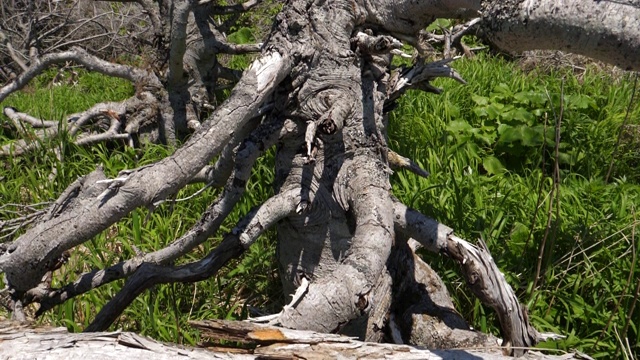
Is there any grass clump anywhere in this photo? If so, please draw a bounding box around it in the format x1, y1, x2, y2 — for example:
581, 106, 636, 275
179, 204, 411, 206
390, 53, 640, 357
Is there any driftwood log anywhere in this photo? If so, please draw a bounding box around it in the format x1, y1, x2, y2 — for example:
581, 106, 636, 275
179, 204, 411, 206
0, 320, 583, 360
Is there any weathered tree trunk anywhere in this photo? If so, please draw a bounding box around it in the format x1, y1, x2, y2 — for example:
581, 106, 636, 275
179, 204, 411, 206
0, 0, 638, 357
482, 0, 640, 71
0, 320, 582, 359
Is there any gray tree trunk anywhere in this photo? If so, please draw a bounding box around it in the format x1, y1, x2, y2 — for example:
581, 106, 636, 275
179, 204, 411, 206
0, 0, 638, 357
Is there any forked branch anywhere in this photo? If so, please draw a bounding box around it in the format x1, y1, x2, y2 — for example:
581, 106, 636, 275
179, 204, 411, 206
1, 94, 159, 156
33, 117, 297, 315
0, 47, 157, 103
86, 188, 300, 331
0, 51, 291, 295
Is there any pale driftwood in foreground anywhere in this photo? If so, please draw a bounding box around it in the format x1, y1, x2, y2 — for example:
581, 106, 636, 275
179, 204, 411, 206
0, 320, 579, 360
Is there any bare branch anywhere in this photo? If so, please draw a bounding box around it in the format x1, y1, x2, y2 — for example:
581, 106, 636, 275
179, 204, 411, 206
426, 17, 482, 58
67, 94, 154, 136
199, 0, 261, 15
0, 203, 50, 243
0, 47, 155, 103
44, 12, 114, 54
1, 94, 158, 156
0, 128, 59, 156
0, 30, 28, 71
0, 51, 291, 295
33, 117, 297, 315
3, 107, 58, 129
167, 0, 192, 88
86, 188, 299, 332
386, 57, 466, 109
75, 116, 130, 146
388, 149, 430, 178
132, 0, 163, 41
392, 200, 556, 356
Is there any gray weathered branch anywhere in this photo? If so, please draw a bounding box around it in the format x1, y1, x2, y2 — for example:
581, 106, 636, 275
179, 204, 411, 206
33, 118, 297, 315
392, 200, 556, 356
0, 51, 291, 295
86, 188, 300, 331
481, 0, 640, 71
0, 47, 157, 103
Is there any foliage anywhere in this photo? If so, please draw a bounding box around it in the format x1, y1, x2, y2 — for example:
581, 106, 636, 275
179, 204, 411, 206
1, 52, 639, 358
389, 53, 640, 358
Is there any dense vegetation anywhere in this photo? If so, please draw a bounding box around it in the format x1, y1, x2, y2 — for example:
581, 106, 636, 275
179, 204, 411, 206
1, 51, 638, 358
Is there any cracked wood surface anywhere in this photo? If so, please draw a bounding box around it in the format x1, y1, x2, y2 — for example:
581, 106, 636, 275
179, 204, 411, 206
0, 320, 581, 360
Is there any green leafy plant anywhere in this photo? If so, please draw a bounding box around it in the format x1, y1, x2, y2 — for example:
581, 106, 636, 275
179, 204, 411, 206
390, 54, 640, 357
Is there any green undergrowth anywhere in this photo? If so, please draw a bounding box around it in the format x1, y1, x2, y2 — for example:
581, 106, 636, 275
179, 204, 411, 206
1, 53, 639, 358
0, 69, 282, 344
389, 53, 640, 358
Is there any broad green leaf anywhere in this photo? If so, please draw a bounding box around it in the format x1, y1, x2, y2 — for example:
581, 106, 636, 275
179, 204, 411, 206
471, 94, 489, 106
514, 90, 547, 106
483, 156, 505, 175
512, 107, 535, 124
447, 119, 473, 132
475, 131, 496, 146
497, 123, 511, 134
565, 94, 597, 109
493, 83, 512, 96
521, 126, 542, 146
510, 222, 530, 244
426, 18, 452, 31
486, 103, 504, 119
473, 106, 488, 117
498, 125, 522, 144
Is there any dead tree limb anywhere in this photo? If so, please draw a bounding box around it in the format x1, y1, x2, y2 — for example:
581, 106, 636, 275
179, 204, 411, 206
0, 320, 585, 360
0, 51, 291, 296
86, 187, 300, 332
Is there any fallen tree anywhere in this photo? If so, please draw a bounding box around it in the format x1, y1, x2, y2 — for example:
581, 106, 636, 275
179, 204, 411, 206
0, 0, 638, 357
0, 320, 583, 359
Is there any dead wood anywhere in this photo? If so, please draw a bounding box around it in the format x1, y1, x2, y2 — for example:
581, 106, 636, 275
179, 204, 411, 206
0, 320, 582, 360
1, 0, 638, 358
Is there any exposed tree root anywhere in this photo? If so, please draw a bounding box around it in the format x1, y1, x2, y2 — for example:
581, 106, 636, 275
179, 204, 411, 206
392, 200, 564, 356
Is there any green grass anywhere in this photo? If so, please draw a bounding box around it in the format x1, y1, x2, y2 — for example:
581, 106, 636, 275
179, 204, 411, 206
389, 53, 640, 357
1, 53, 639, 358
0, 69, 282, 344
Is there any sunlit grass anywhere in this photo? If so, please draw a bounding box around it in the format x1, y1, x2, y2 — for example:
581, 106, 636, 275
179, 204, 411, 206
0, 69, 281, 344
389, 53, 639, 357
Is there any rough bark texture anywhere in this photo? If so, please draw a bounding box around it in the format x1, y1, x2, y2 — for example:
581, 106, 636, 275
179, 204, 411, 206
1, 0, 639, 358
481, 0, 640, 71
0, 51, 290, 294
0, 320, 581, 360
